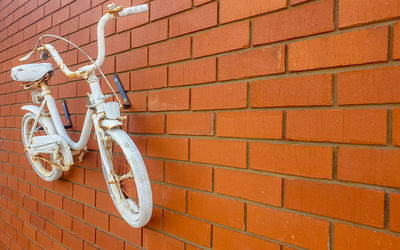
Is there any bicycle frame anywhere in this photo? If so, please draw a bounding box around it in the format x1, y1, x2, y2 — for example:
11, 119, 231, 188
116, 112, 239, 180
16, 3, 153, 228
20, 3, 148, 167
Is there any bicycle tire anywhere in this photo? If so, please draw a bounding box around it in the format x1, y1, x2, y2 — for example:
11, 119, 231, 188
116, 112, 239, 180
21, 112, 63, 181
101, 128, 152, 228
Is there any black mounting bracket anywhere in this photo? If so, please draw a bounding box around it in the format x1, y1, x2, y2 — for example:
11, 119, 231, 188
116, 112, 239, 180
62, 99, 72, 129
113, 73, 131, 109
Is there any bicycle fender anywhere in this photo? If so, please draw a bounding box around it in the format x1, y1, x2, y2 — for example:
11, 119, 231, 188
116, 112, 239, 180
22, 105, 57, 134
21, 104, 41, 115
101, 119, 123, 129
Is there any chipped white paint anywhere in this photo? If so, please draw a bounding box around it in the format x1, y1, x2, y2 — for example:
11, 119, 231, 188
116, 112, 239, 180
13, 3, 152, 228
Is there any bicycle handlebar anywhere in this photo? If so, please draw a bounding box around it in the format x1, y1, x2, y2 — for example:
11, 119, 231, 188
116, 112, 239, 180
19, 3, 149, 79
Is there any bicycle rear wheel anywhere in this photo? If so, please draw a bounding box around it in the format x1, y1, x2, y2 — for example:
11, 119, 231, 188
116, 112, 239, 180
101, 128, 152, 228
21, 112, 62, 181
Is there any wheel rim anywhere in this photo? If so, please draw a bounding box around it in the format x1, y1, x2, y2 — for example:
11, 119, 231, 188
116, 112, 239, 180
105, 136, 140, 221
22, 114, 57, 178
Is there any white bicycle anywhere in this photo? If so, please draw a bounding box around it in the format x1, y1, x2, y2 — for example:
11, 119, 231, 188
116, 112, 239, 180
11, 3, 152, 228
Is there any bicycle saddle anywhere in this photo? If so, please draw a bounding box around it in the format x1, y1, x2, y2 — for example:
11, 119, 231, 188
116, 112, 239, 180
11, 63, 54, 82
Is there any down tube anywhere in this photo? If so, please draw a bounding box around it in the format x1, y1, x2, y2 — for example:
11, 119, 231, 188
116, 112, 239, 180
44, 94, 94, 151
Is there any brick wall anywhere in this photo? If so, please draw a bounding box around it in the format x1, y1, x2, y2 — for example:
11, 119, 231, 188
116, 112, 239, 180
1, 0, 400, 249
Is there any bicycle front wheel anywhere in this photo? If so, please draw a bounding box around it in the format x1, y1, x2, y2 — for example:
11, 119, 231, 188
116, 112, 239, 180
101, 128, 152, 228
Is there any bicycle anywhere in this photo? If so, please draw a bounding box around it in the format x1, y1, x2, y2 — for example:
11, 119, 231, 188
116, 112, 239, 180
10, 3, 152, 228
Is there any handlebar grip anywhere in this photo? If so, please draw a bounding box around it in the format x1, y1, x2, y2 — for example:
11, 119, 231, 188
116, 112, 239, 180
118, 4, 148, 17
19, 50, 35, 62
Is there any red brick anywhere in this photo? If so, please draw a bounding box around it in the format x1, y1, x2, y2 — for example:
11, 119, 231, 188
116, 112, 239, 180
250, 142, 333, 179
169, 57, 216, 86
130, 66, 167, 91
84, 206, 109, 231
214, 226, 279, 250
170, 2, 218, 37
37, 15, 52, 33
143, 228, 184, 250
147, 137, 189, 160
16, 232, 30, 249
17, 207, 30, 222
393, 108, 400, 146
338, 147, 400, 188
165, 162, 212, 191
286, 109, 387, 145
188, 191, 244, 229
45, 222, 62, 242
390, 193, 400, 232
163, 210, 211, 247
253, 0, 333, 45
291, 0, 313, 4
104, 32, 130, 56
150, 0, 192, 21
37, 203, 53, 220
68, 27, 90, 48
151, 182, 186, 212
193, 21, 249, 58
62, 166, 84, 184
338, 66, 400, 105
52, 6, 69, 26
219, 45, 285, 81
215, 168, 282, 205
252, 74, 332, 107
11, 216, 23, 231
58, 82, 76, 99
129, 113, 165, 134
61, 16, 78, 36
70, 0, 91, 17
285, 179, 385, 227
194, 0, 213, 6
334, 223, 400, 249
79, 5, 102, 29
73, 184, 95, 205
96, 229, 124, 250
248, 204, 329, 249
190, 139, 247, 168
220, 0, 287, 23
95, 191, 119, 215
289, 27, 389, 71
131, 19, 167, 48
148, 89, 189, 111
30, 185, 45, 201
24, 0, 38, 14
44, 0, 60, 15
63, 197, 83, 219
217, 110, 283, 139
72, 218, 95, 243
30, 214, 45, 231
144, 158, 164, 181
126, 92, 147, 112
110, 215, 141, 245
63, 230, 83, 250
54, 210, 72, 230
191, 82, 248, 110
394, 22, 400, 60
116, 48, 148, 72
149, 37, 191, 66
23, 223, 36, 241
167, 112, 213, 135
147, 206, 163, 230
339, 0, 400, 28
36, 231, 53, 249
